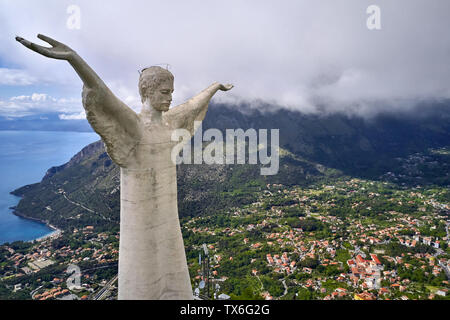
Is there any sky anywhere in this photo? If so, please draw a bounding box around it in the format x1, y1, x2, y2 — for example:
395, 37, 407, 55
0, 0, 450, 119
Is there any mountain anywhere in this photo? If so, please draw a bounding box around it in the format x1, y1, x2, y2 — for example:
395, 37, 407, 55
203, 101, 450, 178
0, 113, 92, 132
10, 102, 450, 231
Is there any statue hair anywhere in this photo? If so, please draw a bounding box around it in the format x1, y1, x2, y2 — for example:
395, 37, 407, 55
138, 66, 174, 103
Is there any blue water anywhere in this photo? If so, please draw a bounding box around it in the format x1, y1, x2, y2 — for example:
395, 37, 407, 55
0, 130, 99, 244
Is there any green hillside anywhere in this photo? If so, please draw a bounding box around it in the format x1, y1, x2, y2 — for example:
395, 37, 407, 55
10, 102, 450, 232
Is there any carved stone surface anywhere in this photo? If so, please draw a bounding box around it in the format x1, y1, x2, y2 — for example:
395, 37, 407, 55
16, 35, 233, 300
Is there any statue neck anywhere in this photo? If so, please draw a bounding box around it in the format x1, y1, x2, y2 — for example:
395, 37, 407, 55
141, 100, 163, 124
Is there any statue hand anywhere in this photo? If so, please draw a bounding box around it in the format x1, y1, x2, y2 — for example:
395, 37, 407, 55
15, 34, 76, 61
218, 84, 234, 91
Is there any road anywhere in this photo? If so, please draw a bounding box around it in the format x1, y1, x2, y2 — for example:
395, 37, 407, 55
60, 190, 111, 221
278, 279, 288, 299
438, 260, 450, 281
92, 274, 118, 300
255, 275, 264, 291
50, 181, 111, 221
30, 285, 43, 299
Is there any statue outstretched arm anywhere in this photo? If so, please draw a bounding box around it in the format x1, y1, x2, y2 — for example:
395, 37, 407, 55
15, 34, 139, 136
16, 34, 141, 166
164, 82, 233, 135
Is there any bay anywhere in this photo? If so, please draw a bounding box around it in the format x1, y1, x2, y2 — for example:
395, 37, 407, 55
0, 130, 99, 244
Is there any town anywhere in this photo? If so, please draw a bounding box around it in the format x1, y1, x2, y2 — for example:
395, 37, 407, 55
0, 173, 448, 300
182, 177, 449, 300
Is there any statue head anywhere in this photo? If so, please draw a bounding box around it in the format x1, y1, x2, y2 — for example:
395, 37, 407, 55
138, 66, 174, 112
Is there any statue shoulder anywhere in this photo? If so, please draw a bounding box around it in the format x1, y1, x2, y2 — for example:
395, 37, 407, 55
163, 102, 194, 130
82, 85, 106, 108
82, 85, 140, 128
81, 85, 142, 167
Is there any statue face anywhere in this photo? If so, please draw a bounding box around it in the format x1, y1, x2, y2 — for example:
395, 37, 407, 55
148, 79, 174, 112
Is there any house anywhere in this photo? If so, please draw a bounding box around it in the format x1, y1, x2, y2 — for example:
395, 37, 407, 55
354, 292, 375, 300
370, 254, 381, 266
356, 255, 365, 265
379, 287, 390, 295
218, 293, 231, 300
436, 289, 447, 297
303, 267, 312, 274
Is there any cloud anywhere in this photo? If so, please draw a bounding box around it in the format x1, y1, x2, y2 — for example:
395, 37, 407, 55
10, 93, 52, 102
31, 93, 48, 101
58, 111, 86, 120
0, 68, 36, 86
1, 0, 450, 117
0, 93, 83, 117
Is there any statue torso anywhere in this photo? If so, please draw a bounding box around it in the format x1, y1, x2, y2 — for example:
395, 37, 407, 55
118, 113, 193, 299
130, 115, 176, 169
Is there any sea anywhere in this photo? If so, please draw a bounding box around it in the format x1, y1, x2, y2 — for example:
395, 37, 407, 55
0, 130, 99, 244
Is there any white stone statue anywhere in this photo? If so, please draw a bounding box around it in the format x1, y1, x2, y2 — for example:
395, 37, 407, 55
16, 34, 233, 300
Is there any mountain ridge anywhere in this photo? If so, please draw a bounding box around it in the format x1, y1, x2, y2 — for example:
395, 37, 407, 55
10, 102, 450, 232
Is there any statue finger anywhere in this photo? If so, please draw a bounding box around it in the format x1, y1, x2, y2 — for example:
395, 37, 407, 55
29, 42, 54, 57
15, 36, 34, 50
37, 34, 62, 47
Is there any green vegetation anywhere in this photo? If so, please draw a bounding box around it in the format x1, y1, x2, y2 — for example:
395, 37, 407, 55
2, 104, 449, 300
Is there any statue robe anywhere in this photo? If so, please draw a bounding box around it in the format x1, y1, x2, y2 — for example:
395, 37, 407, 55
82, 85, 198, 300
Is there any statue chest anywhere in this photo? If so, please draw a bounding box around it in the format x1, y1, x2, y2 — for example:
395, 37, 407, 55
132, 123, 177, 168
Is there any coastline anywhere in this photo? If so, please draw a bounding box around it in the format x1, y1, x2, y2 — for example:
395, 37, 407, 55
32, 228, 62, 242
11, 207, 62, 243
0, 130, 99, 245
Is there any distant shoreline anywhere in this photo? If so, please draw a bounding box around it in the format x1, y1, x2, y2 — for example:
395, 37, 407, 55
11, 208, 62, 243
0, 130, 99, 245
32, 228, 62, 242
